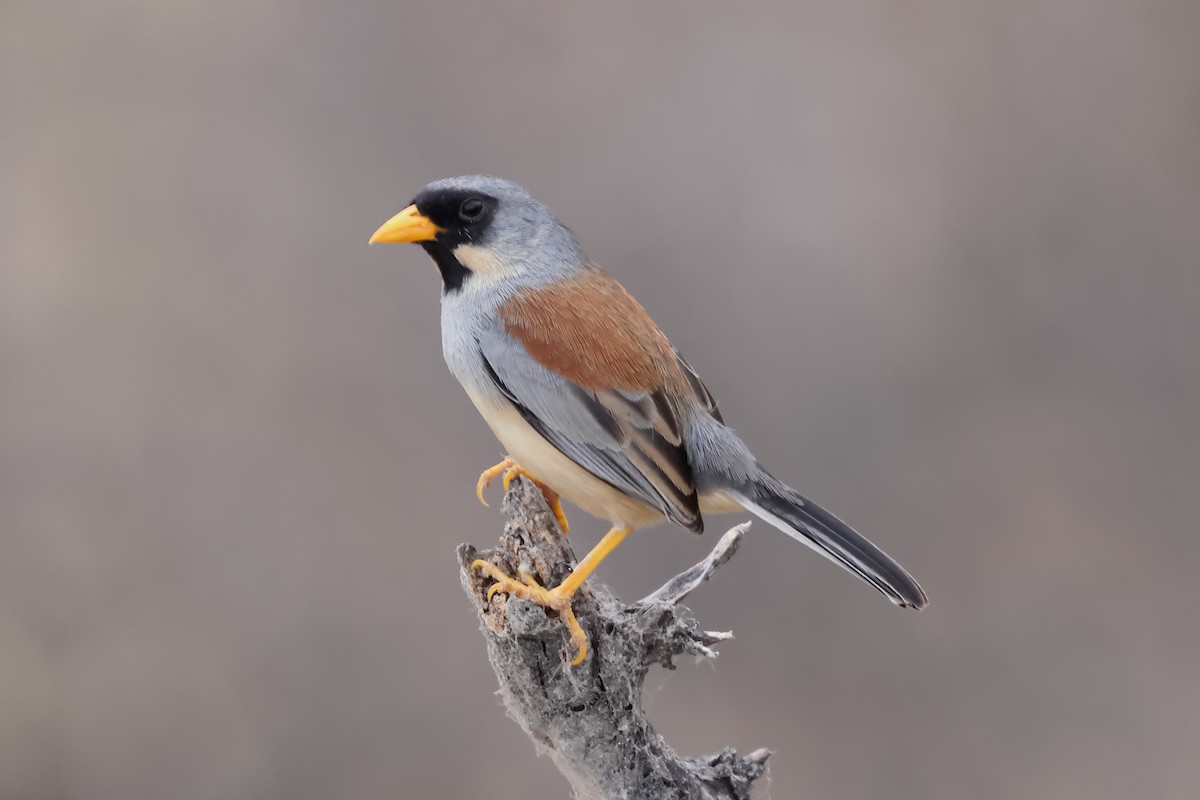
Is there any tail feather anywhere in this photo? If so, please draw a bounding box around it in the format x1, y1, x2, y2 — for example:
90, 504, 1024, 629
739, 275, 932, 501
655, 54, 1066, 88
734, 478, 928, 609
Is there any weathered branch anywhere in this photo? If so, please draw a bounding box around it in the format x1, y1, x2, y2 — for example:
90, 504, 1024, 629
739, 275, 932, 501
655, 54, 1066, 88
458, 477, 771, 800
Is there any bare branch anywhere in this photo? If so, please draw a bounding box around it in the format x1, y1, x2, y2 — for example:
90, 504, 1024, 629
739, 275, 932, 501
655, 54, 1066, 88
459, 477, 770, 800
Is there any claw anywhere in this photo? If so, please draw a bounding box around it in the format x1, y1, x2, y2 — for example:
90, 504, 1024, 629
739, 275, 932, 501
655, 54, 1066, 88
476, 458, 516, 508
560, 604, 588, 665
470, 559, 586, 665
544, 489, 570, 536
468, 526, 631, 667
475, 457, 570, 535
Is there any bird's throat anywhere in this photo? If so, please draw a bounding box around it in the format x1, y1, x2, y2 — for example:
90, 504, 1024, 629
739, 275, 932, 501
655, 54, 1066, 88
420, 241, 471, 294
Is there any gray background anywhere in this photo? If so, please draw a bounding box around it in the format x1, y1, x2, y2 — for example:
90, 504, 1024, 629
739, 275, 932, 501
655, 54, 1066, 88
3, 1, 1199, 798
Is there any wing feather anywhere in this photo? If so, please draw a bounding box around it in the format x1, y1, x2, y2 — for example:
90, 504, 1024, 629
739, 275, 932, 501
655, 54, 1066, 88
478, 324, 702, 530
675, 351, 722, 423
483, 266, 725, 532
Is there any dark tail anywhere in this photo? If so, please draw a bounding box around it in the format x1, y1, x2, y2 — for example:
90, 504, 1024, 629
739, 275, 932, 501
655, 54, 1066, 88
733, 475, 928, 609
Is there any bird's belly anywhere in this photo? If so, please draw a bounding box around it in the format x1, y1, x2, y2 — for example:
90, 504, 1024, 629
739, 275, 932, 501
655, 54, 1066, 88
698, 490, 746, 515
465, 388, 663, 530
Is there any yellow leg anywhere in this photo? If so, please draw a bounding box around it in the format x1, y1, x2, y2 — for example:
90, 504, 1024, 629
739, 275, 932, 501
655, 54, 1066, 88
476, 457, 570, 535
471, 526, 632, 665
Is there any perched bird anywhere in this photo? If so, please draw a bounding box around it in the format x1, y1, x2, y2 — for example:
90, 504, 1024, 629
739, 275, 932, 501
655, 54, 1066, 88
370, 176, 927, 664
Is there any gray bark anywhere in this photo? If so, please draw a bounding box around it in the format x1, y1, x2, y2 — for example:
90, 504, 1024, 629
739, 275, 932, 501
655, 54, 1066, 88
458, 477, 771, 800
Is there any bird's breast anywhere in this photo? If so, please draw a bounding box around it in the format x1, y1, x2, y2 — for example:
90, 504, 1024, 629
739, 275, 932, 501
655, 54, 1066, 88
440, 294, 497, 394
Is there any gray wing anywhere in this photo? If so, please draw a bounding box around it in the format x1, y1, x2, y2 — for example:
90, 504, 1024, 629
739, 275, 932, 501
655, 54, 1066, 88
675, 350, 722, 423
477, 324, 703, 531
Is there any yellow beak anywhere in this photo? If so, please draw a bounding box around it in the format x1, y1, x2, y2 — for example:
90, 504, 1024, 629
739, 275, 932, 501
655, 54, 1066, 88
368, 204, 443, 244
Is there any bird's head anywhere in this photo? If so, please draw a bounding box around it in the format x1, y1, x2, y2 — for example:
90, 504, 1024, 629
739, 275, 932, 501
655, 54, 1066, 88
369, 175, 583, 293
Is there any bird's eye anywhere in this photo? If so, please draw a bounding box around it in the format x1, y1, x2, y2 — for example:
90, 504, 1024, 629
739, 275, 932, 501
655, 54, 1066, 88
459, 198, 485, 222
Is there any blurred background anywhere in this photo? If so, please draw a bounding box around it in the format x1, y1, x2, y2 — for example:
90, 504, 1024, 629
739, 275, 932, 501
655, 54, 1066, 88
3, 1, 1199, 798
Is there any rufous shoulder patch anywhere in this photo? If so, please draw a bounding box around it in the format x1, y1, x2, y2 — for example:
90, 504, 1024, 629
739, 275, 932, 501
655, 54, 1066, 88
498, 266, 686, 393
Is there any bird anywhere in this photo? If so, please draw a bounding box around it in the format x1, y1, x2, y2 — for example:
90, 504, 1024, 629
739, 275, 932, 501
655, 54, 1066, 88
369, 175, 927, 665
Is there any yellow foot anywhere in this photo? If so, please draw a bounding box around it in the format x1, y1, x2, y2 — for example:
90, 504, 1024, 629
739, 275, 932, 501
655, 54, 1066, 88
475, 457, 570, 535
470, 525, 632, 667
471, 559, 589, 665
